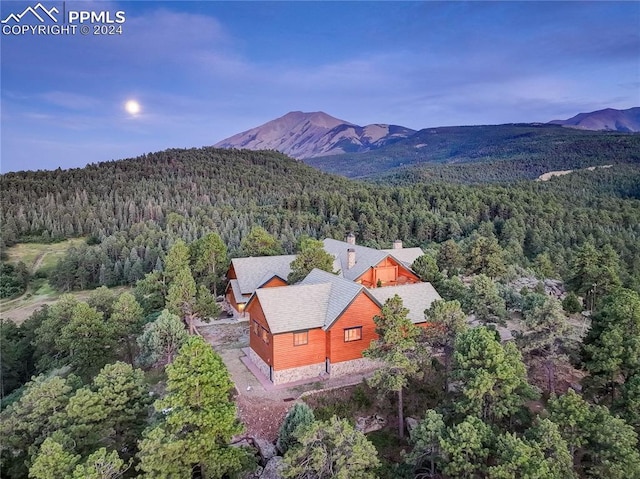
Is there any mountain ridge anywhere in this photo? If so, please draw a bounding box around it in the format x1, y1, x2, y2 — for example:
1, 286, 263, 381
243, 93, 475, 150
214, 111, 416, 159
549, 107, 640, 132
215, 107, 639, 162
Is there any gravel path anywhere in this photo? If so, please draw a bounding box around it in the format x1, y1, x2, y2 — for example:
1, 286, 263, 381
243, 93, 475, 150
197, 318, 376, 442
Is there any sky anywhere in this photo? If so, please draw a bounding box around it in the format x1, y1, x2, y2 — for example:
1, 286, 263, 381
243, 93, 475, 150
1, 1, 639, 172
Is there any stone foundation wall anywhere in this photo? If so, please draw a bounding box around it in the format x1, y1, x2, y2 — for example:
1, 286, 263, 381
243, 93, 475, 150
272, 362, 325, 385
249, 348, 271, 381
330, 357, 381, 377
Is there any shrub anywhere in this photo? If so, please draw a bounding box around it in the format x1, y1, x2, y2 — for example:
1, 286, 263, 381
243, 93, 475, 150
277, 402, 315, 454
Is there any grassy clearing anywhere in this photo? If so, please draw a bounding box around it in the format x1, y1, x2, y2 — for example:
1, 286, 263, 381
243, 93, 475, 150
0, 238, 107, 324
4, 238, 86, 273
0, 285, 131, 325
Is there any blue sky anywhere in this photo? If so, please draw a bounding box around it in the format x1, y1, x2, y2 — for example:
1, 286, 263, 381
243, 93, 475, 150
1, 1, 639, 172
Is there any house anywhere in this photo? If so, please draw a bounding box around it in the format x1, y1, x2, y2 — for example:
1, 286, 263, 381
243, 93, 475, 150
225, 236, 424, 318
226, 236, 442, 384
224, 255, 295, 317
245, 268, 442, 384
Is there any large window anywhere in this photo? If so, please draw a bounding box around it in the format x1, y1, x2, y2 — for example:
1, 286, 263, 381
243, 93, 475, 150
344, 326, 362, 342
293, 330, 309, 346
261, 327, 270, 344
253, 320, 259, 336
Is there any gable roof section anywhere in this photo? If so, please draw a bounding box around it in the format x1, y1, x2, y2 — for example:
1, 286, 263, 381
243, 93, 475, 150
228, 279, 244, 304
369, 282, 442, 324
300, 269, 369, 329
323, 238, 387, 281
230, 255, 296, 295
252, 269, 378, 334
253, 283, 331, 334
381, 247, 424, 267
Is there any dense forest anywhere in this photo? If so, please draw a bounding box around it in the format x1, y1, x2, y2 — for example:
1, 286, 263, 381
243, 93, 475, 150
1, 148, 639, 294
305, 124, 640, 179
1, 146, 640, 478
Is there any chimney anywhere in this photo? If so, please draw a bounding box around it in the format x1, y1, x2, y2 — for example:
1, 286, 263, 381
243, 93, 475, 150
393, 240, 403, 250
346, 233, 356, 245
347, 248, 356, 269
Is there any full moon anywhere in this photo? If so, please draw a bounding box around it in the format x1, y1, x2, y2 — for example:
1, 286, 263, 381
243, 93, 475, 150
125, 100, 141, 115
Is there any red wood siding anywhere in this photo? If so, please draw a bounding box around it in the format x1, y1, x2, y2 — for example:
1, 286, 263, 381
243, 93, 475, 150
328, 292, 380, 363
226, 287, 239, 311
357, 257, 420, 287
272, 328, 325, 370
227, 264, 237, 280
246, 299, 273, 366
261, 277, 287, 288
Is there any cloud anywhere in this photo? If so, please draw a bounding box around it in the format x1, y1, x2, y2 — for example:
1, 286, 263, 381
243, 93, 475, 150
40, 91, 102, 110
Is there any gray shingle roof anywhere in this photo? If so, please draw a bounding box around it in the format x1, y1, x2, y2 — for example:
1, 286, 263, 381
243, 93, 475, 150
301, 269, 366, 329
254, 283, 331, 334
231, 255, 296, 295
369, 283, 442, 324
229, 279, 244, 304
323, 238, 387, 281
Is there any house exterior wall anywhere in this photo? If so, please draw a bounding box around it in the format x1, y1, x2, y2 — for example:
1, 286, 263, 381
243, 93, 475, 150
261, 277, 287, 288
272, 328, 326, 370
227, 264, 237, 280
272, 362, 325, 385
328, 293, 380, 364
246, 299, 273, 367
226, 285, 240, 311
356, 257, 420, 287
330, 357, 382, 377
249, 347, 271, 380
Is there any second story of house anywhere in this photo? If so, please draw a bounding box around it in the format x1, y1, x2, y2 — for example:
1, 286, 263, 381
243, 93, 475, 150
322, 237, 423, 287
225, 235, 425, 316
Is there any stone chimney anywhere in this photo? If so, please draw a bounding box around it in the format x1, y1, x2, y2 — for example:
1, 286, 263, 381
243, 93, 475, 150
347, 248, 356, 269
346, 233, 356, 245
393, 240, 403, 250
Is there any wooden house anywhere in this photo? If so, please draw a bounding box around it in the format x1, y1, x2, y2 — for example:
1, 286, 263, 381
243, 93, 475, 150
245, 269, 441, 384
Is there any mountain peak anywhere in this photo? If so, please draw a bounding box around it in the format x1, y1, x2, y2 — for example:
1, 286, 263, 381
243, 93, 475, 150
215, 111, 414, 159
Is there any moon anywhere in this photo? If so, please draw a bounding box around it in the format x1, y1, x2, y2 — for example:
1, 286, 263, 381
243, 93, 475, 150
125, 100, 141, 116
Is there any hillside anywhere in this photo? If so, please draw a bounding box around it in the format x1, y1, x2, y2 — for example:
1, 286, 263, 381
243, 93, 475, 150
214, 111, 415, 159
549, 107, 640, 132
1, 148, 639, 292
304, 124, 640, 179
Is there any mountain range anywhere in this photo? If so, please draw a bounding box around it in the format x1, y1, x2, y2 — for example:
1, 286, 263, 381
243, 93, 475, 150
215, 107, 639, 162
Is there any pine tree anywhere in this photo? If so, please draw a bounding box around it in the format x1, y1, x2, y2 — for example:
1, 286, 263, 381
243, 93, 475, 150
137, 337, 247, 478
240, 226, 284, 257
109, 292, 144, 364
28, 437, 80, 479
453, 327, 536, 424
440, 416, 491, 479
165, 267, 197, 334
424, 299, 467, 392
521, 297, 570, 393
406, 409, 446, 478
287, 238, 334, 284
282, 416, 380, 479
363, 295, 430, 438
277, 402, 315, 454
136, 309, 189, 367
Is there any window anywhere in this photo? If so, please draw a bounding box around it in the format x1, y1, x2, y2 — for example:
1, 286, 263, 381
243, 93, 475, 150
344, 327, 362, 342
261, 327, 270, 344
293, 330, 309, 346
253, 320, 259, 335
